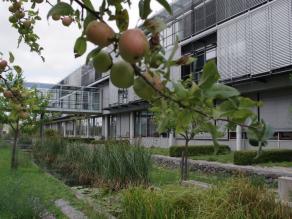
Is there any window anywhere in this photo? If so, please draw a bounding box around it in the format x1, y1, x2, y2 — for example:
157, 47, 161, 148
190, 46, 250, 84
109, 115, 117, 139
229, 132, 247, 139
206, 48, 217, 61
272, 132, 292, 140
134, 111, 159, 137
181, 46, 217, 82
118, 89, 128, 104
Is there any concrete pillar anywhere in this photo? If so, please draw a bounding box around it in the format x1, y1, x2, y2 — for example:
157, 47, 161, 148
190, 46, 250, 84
236, 125, 242, 151
86, 118, 90, 138
168, 131, 175, 147
63, 122, 66, 137
277, 132, 280, 148
129, 112, 134, 144
278, 177, 292, 202
73, 120, 76, 137
104, 116, 109, 140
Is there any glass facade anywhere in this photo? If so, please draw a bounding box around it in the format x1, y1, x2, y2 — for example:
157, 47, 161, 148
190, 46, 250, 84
160, 0, 271, 49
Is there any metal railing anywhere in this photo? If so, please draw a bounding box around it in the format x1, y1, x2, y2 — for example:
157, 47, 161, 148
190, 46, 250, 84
37, 85, 102, 114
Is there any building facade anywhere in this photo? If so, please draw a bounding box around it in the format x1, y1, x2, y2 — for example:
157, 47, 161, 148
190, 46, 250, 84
45, 0, 292, 150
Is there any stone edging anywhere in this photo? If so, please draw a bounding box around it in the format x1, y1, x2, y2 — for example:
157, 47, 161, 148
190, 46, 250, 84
152, 155, 292, 180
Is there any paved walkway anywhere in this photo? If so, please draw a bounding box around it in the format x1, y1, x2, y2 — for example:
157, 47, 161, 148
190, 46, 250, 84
152, 155, 292, 179
55, 199, 88, 219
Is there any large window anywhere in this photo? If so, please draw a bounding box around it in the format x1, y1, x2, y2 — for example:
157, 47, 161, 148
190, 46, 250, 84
134, 111, 159, 137
181, 46, 217, 82
118, 89, 128, 104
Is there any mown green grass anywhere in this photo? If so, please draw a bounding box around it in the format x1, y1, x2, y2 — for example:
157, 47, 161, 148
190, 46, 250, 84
257, 161, 292, 168
148, 147, 169, 156
0, 145, 104, 219
150, 147, 292, 168
190, 152, 234, 163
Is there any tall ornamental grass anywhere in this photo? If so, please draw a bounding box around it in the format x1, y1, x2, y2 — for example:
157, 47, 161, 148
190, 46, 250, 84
33, 137, 152, 189
121, 178, 292, 219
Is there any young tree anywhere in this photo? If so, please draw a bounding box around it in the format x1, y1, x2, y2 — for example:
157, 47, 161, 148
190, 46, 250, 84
0, 54, 47, 169
1, 0, 272, 164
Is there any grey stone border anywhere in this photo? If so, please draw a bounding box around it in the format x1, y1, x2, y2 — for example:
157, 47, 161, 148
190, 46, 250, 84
152, 155, 292, 180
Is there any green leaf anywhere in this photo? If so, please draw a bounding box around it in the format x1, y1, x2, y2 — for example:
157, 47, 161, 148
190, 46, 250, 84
144, 17, 166, 34
139, 0, 152, 19
238, 97, 258, 109
86, 47, 101, 64
156, 0, 172, 15
13, 65, 22, 74
199, 60, 220, 89
205, 84, 240, 99
9, 52, 14, 63
74, 37, 87, 58
83, 0, 95, 11
116, 9, 129, 32
47, 2, 74, 19
246, 120, 274, 147
175, 55, 196, 66
83, 14, 96, 31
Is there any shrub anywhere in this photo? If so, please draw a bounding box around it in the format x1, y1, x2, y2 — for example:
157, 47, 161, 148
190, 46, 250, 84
169, 145, 230, 157
18, 134, 33, 145
44, 129, 61, 138
121, 178, 292, 219
234, 149, 292, 165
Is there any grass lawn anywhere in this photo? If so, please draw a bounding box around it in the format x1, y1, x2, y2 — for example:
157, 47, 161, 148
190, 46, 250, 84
257, 161, 292, 168
190, 152, 234, 163
0, 144, 104, 218
150, 147, 292, 169
148, 147, 169, 156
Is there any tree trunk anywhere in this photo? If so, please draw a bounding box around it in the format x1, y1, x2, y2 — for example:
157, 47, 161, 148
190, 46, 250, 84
11, 120, 19, 170
181, 139, 190, 181
255, 141, 263, 160
184, 139, 189, 180
40, 113, 44, 145
181, 150, 185, 181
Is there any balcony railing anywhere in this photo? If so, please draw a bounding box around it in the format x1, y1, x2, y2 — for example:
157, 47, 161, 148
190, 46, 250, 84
37, 85, 102, 114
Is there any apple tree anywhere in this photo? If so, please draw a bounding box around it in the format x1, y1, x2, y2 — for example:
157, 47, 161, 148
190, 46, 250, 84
1, 0, 273, 165
0, 53, 47, 169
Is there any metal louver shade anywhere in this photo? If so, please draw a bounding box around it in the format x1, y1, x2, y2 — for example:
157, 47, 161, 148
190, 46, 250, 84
217, 0, 292, 80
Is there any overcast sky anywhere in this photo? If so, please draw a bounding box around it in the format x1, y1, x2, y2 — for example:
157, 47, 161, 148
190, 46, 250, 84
0, 1, 163, 84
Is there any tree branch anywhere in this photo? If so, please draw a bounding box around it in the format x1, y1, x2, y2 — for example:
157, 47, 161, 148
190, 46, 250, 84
132, 65, 253, 130
72, 0, 101, 20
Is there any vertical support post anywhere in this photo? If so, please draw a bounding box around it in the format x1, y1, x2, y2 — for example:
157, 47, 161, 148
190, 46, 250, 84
59, 85, 62, 109
87, 118, 90, 138
73, 120, 76, 137
104, 116, 109, 140
129, 112, 134, 144
236, 125, 242, 151
168, 131, 175, 147
63, 122, 66, 137
278, 132, 280, 148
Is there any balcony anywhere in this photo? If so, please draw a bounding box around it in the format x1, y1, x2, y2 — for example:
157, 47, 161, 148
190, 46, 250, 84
38, 85, 102, 114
